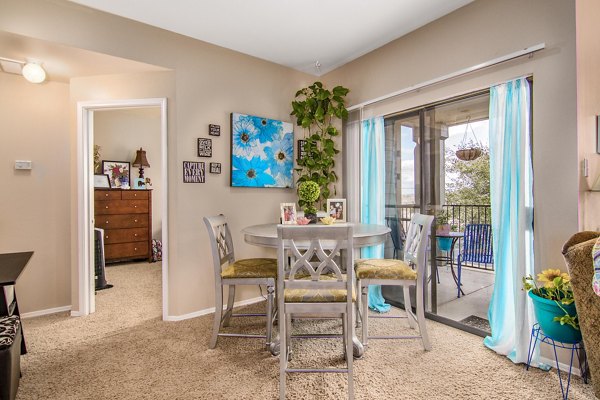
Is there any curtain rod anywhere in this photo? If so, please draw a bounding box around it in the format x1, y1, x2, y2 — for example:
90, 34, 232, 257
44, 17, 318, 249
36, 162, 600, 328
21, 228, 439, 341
347, 43, 545, 112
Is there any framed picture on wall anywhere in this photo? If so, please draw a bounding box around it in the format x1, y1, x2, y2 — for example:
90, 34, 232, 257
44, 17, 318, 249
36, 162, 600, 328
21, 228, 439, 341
230, 112, 294, 188
102, 160, 130, 189
209, 162, 221, 174
183, 161, 205, 183
326, 198, 347, 222
198, 138, 213, 157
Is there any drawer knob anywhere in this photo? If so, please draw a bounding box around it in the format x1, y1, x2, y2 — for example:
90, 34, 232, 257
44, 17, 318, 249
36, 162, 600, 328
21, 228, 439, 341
134, 205, 137, 208
134, 194, 137, 197
105, 235, 109, 239
134, 248, 138, 251
105, 206, 109, 209
105, 193, 109, 197
134, 234, 138, 237
134, 219, 138, 223
105, 221, 109, 224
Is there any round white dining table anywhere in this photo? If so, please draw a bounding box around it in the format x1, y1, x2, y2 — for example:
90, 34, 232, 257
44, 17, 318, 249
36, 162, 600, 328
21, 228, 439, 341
241, 222, 390, 358
242, 222, 390, 248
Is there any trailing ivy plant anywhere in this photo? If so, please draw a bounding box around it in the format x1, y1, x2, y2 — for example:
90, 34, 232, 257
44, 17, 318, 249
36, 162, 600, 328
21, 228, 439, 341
291, 81, 349, 210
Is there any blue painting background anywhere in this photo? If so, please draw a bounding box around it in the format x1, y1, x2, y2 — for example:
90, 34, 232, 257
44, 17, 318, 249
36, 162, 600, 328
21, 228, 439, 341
231, 113, 294, 188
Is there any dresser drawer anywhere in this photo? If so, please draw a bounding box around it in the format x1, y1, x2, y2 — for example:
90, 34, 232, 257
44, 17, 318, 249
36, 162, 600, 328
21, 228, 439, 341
103, 228, 148, 244
95, 199, 148, 215
105, 241, 149, 260
94, 190, 121, 201
95, 214, 149, 229
122, 190, 149, 200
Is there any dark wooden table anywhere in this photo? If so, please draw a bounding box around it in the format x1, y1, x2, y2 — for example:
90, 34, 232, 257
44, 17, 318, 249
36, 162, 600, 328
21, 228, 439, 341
0, 251, 33, 355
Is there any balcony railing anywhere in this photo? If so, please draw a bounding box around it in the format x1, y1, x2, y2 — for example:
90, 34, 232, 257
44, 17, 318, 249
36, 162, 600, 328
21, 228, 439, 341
385, 204, 494, 271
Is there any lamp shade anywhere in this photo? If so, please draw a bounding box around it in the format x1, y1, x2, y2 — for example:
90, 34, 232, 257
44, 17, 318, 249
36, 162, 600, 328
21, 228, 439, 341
22, 62, 46, 83
133, 148, 150, 168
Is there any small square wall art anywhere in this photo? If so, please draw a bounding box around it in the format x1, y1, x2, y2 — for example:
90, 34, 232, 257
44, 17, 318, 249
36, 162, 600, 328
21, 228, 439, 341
230, 112, 294, 188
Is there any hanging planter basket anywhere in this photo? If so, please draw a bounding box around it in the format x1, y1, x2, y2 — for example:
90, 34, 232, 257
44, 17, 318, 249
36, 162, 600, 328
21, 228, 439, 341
454, 116, 484, 161
456, 147, 483, 161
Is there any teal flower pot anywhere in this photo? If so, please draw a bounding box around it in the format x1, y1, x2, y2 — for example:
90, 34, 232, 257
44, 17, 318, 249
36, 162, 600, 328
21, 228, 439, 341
528, 290, 581, 344
437, 237, 453, 252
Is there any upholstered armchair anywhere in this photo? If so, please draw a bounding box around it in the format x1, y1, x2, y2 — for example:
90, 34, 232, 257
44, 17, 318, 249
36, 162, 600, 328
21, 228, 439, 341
562, 231, 600, 399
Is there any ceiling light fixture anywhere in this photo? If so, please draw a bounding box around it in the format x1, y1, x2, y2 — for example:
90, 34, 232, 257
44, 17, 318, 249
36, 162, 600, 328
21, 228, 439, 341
315, 60, 321, 73
0, 56, 46, 84
22, 62, 46, 83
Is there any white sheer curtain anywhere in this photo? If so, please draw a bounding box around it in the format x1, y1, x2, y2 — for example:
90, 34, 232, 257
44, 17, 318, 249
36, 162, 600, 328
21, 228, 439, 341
484, 78, 537, 365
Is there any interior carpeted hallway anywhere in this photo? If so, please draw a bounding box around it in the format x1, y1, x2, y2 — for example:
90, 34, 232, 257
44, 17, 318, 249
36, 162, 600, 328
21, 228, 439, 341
16, 262, 595, 399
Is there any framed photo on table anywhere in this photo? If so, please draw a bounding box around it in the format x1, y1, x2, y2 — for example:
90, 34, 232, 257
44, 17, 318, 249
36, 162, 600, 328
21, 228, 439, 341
327, 198, 346, 222
280, 203, 297, 225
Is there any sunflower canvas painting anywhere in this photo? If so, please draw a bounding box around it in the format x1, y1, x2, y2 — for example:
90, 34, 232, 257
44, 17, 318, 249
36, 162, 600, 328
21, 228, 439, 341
230, 112, 294, 188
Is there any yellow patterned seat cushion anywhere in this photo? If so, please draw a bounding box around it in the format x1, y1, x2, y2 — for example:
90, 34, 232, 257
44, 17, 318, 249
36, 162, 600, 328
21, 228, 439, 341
284, 274, 356, 303
221, 258, 277, 279
354, 259, 417, 280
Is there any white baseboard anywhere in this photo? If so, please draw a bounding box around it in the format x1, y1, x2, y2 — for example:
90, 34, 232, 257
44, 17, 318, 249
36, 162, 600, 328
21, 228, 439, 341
164, 296, 266, 322
540, 356, 583, 377
21, 305, 72, 319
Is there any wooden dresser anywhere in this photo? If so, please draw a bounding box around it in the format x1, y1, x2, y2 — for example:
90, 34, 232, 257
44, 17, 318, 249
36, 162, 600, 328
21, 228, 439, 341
94, 189, 152, 263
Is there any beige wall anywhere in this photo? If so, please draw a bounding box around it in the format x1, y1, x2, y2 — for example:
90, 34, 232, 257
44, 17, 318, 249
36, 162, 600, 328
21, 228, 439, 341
325, 0, 579, 272
577, 0, 600, 231
94, 108, 163, 239
0, 73, 71, 312
1, 0, 313, 317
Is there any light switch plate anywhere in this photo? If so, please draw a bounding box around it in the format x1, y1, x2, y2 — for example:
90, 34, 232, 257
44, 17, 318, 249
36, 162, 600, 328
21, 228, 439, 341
15, 160, 32, 170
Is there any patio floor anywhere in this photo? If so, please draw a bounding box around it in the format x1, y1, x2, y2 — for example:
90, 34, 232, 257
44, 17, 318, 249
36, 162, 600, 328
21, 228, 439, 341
433, 264, 495, 328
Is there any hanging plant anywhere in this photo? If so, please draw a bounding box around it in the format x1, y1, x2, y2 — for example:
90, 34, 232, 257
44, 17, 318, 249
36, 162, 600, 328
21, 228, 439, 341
455, 117, 483, 161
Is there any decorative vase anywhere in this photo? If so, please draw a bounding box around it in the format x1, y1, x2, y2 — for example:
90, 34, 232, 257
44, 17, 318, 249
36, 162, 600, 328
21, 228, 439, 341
305, 212, 317, 224
528, 290, 581, 344
437, 237, 453, 252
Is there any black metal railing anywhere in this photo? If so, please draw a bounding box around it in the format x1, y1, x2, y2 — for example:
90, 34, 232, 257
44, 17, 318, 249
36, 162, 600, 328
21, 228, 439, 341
385, 204, 494, 271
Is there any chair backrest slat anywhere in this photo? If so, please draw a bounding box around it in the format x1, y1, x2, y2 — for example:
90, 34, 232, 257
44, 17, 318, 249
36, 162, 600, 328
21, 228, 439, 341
461, 224, 493, 263
203, 215, 236, 280
278, 225, 354, 293
403, 213, 434, 280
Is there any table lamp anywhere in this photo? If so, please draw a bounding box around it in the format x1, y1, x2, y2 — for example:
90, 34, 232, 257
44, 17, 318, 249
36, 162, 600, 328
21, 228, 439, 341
132, 147, 150, 179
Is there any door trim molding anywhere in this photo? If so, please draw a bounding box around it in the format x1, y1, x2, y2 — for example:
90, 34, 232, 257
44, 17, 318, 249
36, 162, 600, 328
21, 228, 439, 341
76, 98, 168, 320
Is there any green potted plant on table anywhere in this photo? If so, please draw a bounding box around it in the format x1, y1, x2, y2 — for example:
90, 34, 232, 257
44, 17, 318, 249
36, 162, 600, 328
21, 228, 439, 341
298, 181, 320, 224
291, 81, 349, 211
523, 269, 581, 344
435, 210, 453, 252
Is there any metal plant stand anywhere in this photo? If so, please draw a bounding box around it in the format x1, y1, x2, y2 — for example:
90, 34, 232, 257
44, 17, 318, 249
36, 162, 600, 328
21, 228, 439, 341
526, 323, 588, 400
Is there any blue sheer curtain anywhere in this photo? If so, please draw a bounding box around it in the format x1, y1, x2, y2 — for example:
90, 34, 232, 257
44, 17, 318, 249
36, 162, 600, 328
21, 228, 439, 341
361, 117, 390, 312
484, 78, 537, 365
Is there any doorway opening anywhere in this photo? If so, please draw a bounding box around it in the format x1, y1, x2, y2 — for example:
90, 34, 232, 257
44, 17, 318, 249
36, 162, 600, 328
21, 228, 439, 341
76, 98, 168, 320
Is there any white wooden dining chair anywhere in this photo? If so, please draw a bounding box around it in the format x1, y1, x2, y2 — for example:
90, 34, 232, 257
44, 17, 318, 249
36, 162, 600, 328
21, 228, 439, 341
355, 213, 434, 351
203, 215, 277, 350
277, 224, 355, 400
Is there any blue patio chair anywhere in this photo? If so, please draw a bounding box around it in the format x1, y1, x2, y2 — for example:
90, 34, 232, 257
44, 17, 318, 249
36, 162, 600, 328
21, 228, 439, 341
456, 224, 493, 298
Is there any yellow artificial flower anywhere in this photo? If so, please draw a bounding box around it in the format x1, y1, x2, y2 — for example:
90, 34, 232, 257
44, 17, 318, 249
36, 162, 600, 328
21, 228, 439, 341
537, 268, 570, 288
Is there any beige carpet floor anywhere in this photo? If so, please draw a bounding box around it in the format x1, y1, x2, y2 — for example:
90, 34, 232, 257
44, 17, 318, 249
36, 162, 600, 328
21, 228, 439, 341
16, 262, 596, 399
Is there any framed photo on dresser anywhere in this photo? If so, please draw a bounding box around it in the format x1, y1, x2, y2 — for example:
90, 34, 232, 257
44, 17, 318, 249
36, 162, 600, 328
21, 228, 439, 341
94, 174, 111, 188
102, 160, 130, 189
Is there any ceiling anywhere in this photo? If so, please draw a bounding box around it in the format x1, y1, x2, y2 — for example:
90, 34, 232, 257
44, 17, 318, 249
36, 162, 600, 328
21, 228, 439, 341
0, 31, 167, 83
69, 0, 474, 76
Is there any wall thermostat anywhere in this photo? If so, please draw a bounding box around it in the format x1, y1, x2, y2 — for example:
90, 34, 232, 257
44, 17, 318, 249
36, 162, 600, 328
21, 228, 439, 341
15, 160, 32, 170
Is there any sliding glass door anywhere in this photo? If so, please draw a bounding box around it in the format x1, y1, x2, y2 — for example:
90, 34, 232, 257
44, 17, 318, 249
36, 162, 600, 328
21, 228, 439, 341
381, 91, 493, 334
